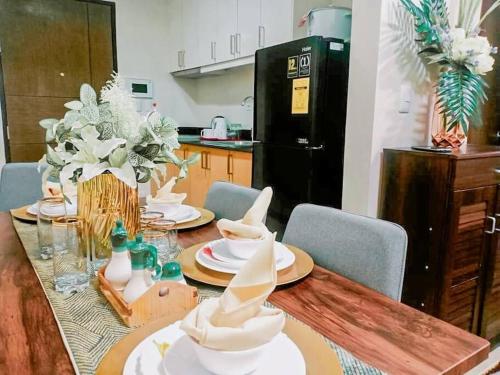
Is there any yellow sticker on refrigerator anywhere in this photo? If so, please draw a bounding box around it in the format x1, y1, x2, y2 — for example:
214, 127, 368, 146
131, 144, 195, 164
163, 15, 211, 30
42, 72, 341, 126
291, 77, 310, 114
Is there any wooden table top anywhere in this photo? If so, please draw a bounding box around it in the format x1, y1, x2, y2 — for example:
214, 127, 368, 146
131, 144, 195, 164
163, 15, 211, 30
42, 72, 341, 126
0, 213, 491, 374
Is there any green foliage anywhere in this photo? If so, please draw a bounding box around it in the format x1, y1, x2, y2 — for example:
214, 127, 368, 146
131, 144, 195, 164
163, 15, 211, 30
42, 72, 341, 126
437, 68, 487, 133
400, 0, 448, 47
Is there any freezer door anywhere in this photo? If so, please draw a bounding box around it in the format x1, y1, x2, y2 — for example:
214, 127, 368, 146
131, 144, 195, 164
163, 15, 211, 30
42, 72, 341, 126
254, 36, 329, 147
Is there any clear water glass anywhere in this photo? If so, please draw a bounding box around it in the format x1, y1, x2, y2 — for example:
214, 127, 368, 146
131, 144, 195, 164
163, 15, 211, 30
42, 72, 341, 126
52, 216, 89, 294
91, 207, 120, 274
140, 211, 164, 230
142, 229, 169, 264
37, 197, 66, 260
148, 219, 179, 261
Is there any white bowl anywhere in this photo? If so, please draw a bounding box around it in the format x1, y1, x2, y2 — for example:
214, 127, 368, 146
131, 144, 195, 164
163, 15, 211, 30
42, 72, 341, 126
189, 337, 272, 375
147, 193, 187, 213
225, 237, 266, 260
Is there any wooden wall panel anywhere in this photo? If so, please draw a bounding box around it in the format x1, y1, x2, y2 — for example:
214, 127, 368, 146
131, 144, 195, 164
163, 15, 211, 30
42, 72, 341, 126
0, 0, 91, 97
6, 96, 74, 144
88, 3, 115, 90
9, 144, 47, 162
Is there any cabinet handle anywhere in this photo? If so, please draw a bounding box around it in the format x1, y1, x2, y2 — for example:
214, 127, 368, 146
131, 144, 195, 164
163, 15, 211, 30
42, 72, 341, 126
177, 51, 182, 68
495, 214, 500, 232
230, 34, 235, 55
258, 26, 265, 48
236, 33, 241, 54
485, 215, 496, 234
182, 50, 186, 67
211, 41, 216, 61
227, 154, 234, 176
205, 152, 210, 170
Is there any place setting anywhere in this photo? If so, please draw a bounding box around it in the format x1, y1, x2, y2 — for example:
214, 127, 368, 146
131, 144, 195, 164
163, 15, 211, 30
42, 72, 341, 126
143, 176, 215, 230
178, 187, 314, 287
97, 231, 342, 375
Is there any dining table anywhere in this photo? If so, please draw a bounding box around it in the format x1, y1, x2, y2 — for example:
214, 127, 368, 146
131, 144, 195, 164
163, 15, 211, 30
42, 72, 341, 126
0, 211, 491, 375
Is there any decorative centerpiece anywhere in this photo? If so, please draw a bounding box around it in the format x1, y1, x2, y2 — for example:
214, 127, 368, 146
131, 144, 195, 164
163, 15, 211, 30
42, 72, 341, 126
401, 0, 499, 147
38, 73, 192, 240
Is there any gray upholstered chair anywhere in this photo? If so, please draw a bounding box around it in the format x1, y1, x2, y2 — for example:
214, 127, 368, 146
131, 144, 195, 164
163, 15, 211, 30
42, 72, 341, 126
204, 181, 261, 221
0, 163, 45, 212
283, 204, 407, 301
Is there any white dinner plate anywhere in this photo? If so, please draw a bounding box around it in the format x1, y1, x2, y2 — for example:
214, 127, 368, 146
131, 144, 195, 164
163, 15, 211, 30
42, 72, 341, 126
146, 205, 201, 224
27, 201, 78, 216
122, 321, 306, 375
195, 239, 296, 274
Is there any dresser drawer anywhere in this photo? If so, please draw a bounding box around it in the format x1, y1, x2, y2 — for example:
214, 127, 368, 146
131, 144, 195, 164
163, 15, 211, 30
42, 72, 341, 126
453, 157, 500, 190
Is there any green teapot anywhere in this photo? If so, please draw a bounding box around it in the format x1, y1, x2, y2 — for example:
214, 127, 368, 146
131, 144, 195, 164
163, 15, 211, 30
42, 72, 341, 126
123, 234, 162, 304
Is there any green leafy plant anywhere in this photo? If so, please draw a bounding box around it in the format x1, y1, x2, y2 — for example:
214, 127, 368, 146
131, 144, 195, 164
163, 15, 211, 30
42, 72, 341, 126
401, 0, 499, 133
39, 73, 197, 188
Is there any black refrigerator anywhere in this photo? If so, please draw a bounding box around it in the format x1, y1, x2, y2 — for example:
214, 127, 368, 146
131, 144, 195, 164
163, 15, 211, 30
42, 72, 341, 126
252, 36, 350, 236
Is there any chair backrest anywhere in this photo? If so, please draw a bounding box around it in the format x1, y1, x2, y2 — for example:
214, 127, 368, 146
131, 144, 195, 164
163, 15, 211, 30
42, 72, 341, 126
204, 181, 261, 221
0, 163, 45, 212
283, 204, 407, 301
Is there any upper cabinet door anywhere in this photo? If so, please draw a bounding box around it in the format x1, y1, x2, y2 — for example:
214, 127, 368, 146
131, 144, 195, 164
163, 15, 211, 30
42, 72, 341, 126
167, 0, 183, 71
235, 0, 260, 57
260, 0, 293, 48
216, 0, 238, 62
198, 0, 218, 65
181, 0, 200, 69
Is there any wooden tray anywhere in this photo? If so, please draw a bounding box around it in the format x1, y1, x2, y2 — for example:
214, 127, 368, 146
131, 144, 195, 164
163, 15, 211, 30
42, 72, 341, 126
98, 267, 198, 328
174, 207, 215, 230
11, 205, 37, 223
178, 242, 314, 287
96, 316, 343, 375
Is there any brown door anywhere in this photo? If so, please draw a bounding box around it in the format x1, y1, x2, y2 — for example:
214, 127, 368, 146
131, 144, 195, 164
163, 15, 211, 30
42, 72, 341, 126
480, 185, 500, 342
0, 0, 115, 162
439, 186, 497, 333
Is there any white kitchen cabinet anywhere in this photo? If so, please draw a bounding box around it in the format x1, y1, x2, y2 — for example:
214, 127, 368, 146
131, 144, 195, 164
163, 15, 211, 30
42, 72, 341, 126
197, 0, 218, 66
215, 0, 238, 62
181, 0, 200, 69
168, 0, 183, 71
235, 0, 260, 57
259, 0, 293, 48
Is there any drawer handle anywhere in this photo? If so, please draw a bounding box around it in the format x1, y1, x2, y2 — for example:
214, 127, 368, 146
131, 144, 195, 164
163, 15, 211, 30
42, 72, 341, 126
495, 214, 500, 232
485, 215, 496, 234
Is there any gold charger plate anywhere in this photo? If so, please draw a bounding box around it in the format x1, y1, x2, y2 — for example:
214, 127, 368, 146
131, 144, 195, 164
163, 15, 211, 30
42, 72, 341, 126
11, 205, 37, 223
96, 315, 343, 375
174, 207, 215, 230
178, 242, 314, 287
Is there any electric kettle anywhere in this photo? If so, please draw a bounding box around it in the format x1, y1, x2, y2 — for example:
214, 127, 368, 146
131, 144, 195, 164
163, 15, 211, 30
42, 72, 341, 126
206, 116, 228, 140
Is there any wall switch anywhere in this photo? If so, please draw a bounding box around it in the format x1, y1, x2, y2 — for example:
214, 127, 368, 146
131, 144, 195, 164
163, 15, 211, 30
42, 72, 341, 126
398, 84, 412, 114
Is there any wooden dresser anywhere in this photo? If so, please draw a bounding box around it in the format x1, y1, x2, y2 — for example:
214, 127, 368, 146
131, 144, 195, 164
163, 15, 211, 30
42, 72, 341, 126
379, 145, 500, 343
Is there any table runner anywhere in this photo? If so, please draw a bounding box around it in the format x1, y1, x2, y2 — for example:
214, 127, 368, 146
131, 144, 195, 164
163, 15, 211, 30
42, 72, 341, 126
12, 219, 384, 375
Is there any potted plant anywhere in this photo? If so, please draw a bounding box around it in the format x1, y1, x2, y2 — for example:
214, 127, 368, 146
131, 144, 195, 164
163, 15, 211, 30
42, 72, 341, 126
401, 0, 499, 147
39, 73, 198, 238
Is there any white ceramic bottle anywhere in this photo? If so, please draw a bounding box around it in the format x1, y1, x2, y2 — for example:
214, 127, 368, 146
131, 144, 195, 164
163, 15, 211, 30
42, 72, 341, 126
123, 234, 162, 304
104, 220, 132, 291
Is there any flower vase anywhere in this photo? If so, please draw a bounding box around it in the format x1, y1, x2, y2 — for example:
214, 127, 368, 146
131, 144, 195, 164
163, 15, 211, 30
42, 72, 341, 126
429, 94, 467, 149
77, 173, 140, 260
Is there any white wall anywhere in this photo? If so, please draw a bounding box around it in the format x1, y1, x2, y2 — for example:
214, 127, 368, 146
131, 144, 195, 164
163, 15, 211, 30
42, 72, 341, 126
342, 0, 461, 217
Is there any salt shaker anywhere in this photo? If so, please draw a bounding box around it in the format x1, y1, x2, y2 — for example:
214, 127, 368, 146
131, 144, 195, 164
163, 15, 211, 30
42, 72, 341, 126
104, 220, 132, 291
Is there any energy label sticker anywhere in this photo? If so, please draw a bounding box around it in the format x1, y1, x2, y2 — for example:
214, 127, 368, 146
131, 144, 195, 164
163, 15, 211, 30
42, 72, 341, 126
287, 56, 298, 78
291, 77, 310, 114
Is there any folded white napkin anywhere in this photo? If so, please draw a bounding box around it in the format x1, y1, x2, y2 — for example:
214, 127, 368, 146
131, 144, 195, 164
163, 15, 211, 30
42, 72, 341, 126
181, 231, 285, 350
147, 177, 186, 205
217, 187, 273, 240
43, 181, 77, 201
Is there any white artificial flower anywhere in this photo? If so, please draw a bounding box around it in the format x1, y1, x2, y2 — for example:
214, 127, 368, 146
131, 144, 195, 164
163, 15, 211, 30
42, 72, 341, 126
469, 53, 495, 75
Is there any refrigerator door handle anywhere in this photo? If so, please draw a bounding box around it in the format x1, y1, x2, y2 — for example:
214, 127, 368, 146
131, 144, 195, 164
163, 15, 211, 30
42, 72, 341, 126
304, 145, 324, 150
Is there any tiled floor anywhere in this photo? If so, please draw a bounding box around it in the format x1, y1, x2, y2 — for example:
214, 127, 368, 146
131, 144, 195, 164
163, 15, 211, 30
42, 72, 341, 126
466, 346, 500, 375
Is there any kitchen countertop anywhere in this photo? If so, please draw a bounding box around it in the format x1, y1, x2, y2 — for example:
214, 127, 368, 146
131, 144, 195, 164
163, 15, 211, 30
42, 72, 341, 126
178, 135, 253, 153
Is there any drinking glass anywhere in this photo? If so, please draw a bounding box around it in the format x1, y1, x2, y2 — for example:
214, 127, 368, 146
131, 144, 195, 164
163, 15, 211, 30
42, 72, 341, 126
148, 219, 179, 261
91, 207, 120, 274
52, 216, 89, 294
37, 197, 67, 260
142, 229, 169, 264
140, 211, 164, 230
